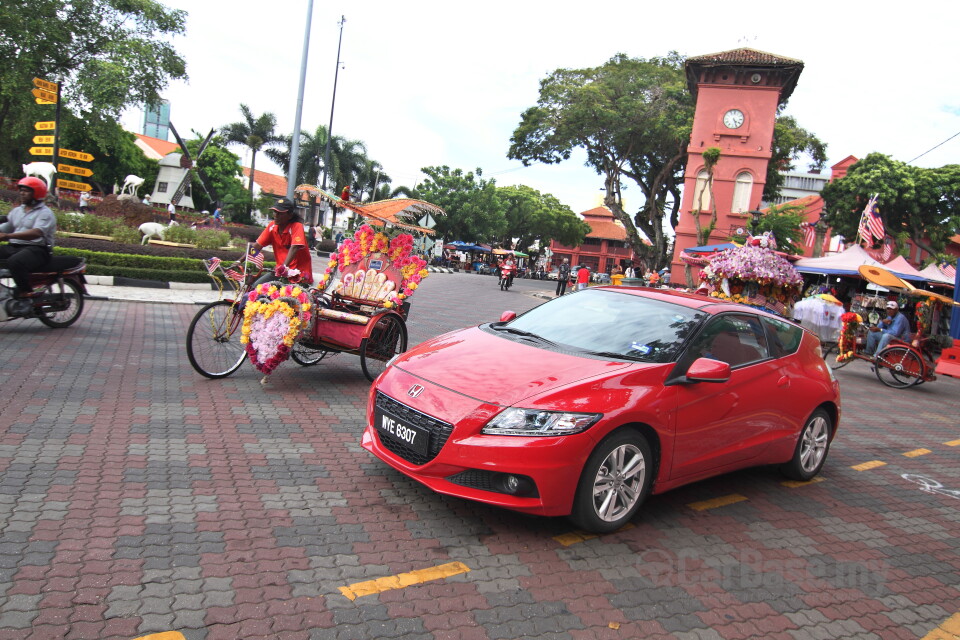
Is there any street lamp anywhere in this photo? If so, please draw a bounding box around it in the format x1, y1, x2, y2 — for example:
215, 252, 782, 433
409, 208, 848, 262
748, 207, 764, 235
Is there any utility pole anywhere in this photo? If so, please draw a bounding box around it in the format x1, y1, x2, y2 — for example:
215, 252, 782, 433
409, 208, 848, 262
288, 0, 315, 219
321, 15, 346, 226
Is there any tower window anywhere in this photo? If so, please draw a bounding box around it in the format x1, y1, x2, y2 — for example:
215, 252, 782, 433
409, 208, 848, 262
732, 172, 753, 213
692, 170, 711, 212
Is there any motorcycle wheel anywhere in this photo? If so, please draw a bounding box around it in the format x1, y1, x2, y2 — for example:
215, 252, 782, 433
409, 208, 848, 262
37, 280, 84, 328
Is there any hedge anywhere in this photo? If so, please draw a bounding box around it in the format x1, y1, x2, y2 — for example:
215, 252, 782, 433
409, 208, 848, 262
53, 247, 276, 283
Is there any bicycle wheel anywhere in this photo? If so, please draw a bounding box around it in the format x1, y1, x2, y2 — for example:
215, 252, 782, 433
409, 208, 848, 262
37, 280, 84, 328
823, 343, 852, 370
874, 346, 924, 389
186, 300, 246, 378
291, 341, 330, 366
360, 314, 407, 382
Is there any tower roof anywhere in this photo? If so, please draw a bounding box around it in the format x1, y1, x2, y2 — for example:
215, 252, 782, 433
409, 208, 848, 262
685, 47, 804, 103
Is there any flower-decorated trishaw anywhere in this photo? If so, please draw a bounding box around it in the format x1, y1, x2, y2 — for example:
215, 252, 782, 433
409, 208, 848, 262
826, 264, 958, 388
186, 190, 444, 383
695, 234, 804, 318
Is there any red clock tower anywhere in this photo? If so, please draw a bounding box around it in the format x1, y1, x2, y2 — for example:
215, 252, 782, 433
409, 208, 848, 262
670, 48, 804, 284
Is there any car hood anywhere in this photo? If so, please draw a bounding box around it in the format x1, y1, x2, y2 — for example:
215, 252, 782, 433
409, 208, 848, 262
393, 325, 633, 405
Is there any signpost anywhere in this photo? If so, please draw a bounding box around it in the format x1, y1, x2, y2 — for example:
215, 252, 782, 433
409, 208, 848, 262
31, 88, 57, 103
29, 147, 53, 156
33, 77, 58, 93
58, 148, 94, 162
33, 135, 54, 145
58, 164, 93, 177
35, 121, 56, 131
56, 179, 91, 192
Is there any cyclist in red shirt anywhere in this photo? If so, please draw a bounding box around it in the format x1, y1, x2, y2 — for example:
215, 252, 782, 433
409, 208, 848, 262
250, 197, 313, 284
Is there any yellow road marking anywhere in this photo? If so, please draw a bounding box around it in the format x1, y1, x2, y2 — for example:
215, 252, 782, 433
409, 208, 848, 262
338, 561, 470, 601
553, 523, 634, 546
904, 448, 932, 458
920, 611, 960, 639
851, 460, 887, 471
688, 494, 748, 511
945, 439, 960, 447
132, 633, 186, 640
781, 477, 825, 488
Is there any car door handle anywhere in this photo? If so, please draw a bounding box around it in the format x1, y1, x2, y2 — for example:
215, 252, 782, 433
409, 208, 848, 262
777, 376, 790, 388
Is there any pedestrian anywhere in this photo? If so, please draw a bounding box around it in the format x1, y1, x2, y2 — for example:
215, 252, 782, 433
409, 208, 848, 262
335, 229, 344, 249
0, 178, 56, 299
649, 270, 661, 286
865, 300, 910, 357
556, 258, 571, 296
142, 194, 151, 206
78, 191, 91, 214
576, 264, 590, 291
167, 202, 177, 225
624, 265, 635, 278
213, 205, 223, 228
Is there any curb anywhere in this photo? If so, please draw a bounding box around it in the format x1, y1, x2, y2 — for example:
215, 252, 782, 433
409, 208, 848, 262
86, 275, 226, 290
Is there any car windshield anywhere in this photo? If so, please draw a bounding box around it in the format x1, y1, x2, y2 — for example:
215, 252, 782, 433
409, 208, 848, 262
500, 289, 705, 363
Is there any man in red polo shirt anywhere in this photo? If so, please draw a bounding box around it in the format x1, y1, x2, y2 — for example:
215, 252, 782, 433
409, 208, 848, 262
251, 197, 313, 284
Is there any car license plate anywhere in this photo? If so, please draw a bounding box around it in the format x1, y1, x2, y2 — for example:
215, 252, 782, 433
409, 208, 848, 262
374, 407, 430, 456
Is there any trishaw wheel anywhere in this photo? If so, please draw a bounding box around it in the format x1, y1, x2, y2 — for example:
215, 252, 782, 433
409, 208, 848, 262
874, 346, 924, 389
186, 300, 246, 379
823, 343, 851, 370
37, 280, 84, 328
291, 341, 329, 366
360, 314, 408, 382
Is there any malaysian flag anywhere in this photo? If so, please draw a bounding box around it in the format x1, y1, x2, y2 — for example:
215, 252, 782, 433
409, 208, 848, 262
880, 239, 893, 262
247, 252, 264, 270
802, 221, 816, 249
224, 268, 244, 282
858, 195, 884, 242
941, 262, 957, 281
205, 257, 221, 274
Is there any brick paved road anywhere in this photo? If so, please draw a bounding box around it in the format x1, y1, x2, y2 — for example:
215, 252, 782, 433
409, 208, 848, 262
0, 273, 958, 640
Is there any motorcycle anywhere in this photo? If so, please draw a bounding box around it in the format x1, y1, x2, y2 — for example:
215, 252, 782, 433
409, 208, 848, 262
499, 264, 515, 291
0, 255, 88, 327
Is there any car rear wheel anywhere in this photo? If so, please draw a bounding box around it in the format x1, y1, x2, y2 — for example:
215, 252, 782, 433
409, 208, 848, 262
781, 408, 832, 481
570, 431, 653, 534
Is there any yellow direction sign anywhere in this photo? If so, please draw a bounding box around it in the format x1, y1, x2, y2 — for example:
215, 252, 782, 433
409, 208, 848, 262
35, 121, 56, 130
29, 146, 53, 156
35, 98, 56, 105
59, 148, 94, 162
31, 88, 57, 103
33, 77, 58, 93
33, 135, 54, 145
57, 178, 91, 192
58, 163, 93, 177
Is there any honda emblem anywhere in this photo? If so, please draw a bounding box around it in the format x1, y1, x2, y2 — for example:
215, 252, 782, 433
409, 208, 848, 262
407, 384, 424, 398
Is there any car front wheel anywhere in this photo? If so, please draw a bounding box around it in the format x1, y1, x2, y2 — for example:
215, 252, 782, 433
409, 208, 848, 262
570, 431, 653, 533
781, 408, 832, 481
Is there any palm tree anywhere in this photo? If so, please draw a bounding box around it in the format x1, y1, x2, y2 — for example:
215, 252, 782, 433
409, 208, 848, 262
220, 104, 282, 217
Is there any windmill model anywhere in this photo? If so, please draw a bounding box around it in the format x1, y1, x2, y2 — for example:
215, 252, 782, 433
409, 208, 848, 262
168, 123, 215, 207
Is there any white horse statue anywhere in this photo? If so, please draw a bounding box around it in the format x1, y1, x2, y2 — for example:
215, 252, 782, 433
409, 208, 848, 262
121, 175, 144, 196
138, 222, 174, 245
22, 162, 57, 189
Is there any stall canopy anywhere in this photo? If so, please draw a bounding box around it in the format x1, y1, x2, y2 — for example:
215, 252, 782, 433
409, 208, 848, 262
444, 241, 490, 253
918, 263, 956, 286
794, 245, 926, 281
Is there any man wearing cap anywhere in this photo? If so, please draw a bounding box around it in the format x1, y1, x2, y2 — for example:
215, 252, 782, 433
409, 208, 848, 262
249, 197, 313, 286
865, 300, 910, 357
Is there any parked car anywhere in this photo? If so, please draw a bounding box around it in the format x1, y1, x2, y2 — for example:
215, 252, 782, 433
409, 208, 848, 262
593, 272, 611, 284
546, 269, 560, 281
362, 287, 840, 533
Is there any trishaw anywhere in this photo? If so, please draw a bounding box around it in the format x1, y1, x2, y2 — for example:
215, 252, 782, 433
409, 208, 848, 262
186, 190, 444, 382
824, 265, 959, 388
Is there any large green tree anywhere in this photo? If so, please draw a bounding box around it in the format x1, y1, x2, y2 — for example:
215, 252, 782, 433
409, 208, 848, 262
509, 53, 693, 271
821, 153, 960, 257
496, 184, 589, 255
0, 0, 187, 175
57, 115, 158, 195
184, 134, 249, 219
415, 166, 506, 243
221, 104, 281, 217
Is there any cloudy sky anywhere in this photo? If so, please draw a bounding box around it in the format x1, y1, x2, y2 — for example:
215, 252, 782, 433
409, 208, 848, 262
124, 0, 960, 215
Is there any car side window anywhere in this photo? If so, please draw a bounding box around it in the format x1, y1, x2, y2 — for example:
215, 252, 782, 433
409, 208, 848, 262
761, 316, 803, 358
690, 315, 770, 368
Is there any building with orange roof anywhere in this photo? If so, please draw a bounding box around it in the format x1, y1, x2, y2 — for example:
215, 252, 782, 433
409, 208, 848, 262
547, 206, 641, 275
134, 133, 180, 160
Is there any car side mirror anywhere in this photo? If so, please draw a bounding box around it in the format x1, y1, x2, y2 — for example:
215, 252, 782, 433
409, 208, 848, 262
499, 311, 517, 323
685, 357, 731, 383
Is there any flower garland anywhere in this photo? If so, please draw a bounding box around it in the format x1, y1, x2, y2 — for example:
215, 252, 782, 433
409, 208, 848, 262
836, 311, 861, 363
698, 245, 802, 315
315, 224, 430, 307
240, 282, 313, 375
915, 298, 935, 339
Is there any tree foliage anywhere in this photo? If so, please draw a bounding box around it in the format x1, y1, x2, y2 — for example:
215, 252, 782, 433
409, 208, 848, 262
497, 184, 590, 255
821, 153, 960, 256
415, 166, 506, 243
765, 115, 828, 202
0, 0, 187, 175
745, 202, 807, 256
57, 116, 158, 195
221, 104, 281, 215
185, 135, 249, 218
509, 53, 693, 270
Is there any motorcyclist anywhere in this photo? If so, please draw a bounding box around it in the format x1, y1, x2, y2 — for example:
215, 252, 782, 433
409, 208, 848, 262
499, 256, 516, 289
0, 177, 56, 299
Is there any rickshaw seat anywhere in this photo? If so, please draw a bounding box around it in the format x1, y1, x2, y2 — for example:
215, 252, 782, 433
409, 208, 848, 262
316, 308, 370, 325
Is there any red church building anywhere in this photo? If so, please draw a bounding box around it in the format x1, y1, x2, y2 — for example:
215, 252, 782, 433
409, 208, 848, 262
548, 206, 639, 274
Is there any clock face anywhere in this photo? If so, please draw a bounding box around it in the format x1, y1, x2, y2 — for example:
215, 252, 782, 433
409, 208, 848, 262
723, 109, 745, 129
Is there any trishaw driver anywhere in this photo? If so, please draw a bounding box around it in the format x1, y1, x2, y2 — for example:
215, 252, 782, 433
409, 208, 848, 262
865, 300, 910, 357
249, 197, 313, 286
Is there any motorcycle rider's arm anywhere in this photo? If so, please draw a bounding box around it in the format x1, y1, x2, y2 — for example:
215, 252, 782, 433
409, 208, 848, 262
0, 228, 43, 242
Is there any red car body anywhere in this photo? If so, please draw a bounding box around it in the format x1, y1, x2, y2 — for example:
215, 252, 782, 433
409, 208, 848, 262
362, 287, 840, 530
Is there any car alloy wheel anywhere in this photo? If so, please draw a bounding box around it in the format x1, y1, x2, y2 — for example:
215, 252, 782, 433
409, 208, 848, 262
571, 431, 653, 533
781, 408, 832, 481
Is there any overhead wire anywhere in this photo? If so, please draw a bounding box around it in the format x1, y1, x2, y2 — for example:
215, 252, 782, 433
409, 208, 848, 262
907, 130, 960, 163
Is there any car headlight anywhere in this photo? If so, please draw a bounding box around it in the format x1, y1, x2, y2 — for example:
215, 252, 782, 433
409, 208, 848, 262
481, 408, 602, 437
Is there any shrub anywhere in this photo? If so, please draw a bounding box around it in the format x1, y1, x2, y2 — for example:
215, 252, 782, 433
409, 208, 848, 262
111, 226, 142, 244
162, 225, 198, 244
194, 229, 231, 250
